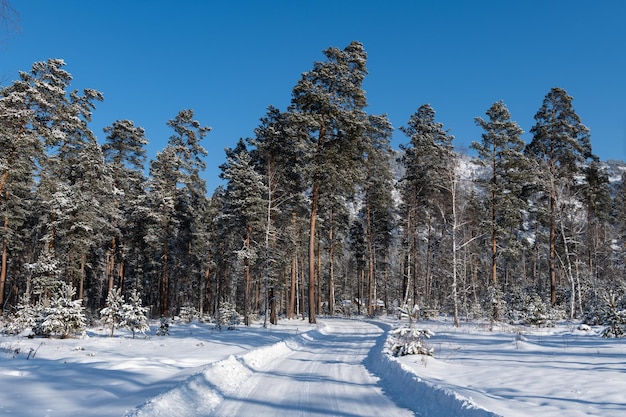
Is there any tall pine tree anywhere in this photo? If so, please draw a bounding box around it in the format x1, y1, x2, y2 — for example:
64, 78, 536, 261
399, 104, 454, 310
472, 100, 528, 286
526, 87, 594, 306
287, 41, 369, 323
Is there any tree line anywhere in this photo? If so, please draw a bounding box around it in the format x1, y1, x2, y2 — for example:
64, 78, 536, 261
2, 42, 626, 328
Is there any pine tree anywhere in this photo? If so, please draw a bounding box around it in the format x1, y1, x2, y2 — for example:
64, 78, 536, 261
147, 110, 210, 317
610, 172, 626, 296
23, 59, 107, 308
250, 106, 306, 324
287, 41, 370, 323
0, 85, 37, 314
526, 87, 594, 306
399, 104, 454, 310
102, 120, 149, 293
145, 147, 179, 316
219, 139, 267, 325
580, 161, 612, 286
361, 114, 394, 316
472, 100, 529, 286
0, 59, 84, 314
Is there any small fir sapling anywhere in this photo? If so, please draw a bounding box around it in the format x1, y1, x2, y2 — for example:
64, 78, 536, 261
100, 287, 124, 336
42, 283, 86, 338
389, 313, 434, 357
484, 286, 506, 322
178, 305, 198, 323
122, 289, 150, 339
217, 302, 239, 330
156, 317, 170, 336
5, 295, 38, 335
389, 324, 435, 356
600, 292, 626, 338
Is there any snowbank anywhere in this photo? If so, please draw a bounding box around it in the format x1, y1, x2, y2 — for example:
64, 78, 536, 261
125, 339, 295, 416
365, 321, 502, 417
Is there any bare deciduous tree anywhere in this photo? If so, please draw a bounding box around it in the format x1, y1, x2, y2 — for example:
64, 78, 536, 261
0, 0, 19, 45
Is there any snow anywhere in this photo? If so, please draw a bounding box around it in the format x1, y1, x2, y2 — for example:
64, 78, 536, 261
1, 317, 625, 416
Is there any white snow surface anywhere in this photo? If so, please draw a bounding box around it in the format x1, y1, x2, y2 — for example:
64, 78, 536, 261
1, 316, 625, 416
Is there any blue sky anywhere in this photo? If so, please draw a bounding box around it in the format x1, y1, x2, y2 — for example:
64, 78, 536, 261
2, 1, 626, 192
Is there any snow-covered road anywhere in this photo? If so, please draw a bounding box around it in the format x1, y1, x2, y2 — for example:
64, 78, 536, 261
209, 319, 415, 417
8, 316, 622, 417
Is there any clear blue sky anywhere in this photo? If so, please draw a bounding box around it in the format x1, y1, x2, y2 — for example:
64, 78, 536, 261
3, 1, 626, 192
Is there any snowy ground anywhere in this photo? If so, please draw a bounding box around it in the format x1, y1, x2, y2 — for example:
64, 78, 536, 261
1, 316, 625, 416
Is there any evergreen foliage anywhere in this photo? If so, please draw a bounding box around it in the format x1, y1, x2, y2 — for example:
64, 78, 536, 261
1, 48, 626, 334
389, 323, 434, 356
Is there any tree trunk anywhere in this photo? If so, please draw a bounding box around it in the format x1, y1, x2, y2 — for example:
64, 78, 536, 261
106, 237, 116, 293
289, 252, 297, 319
160, 239, 169, 316
491, 142, 498, 285
425, 216, 433, 304
244, 227, 251, 326
79, 254, 86, 302
300, 253, 306, 320
451, 176, 460, 328
549, 191, 557, 306
316, 239, 321, 314
366, 199, 374, 317
491, 193, 498, 285
118, 254, 125, 293
308, 180, 319, 324
328, 209, 335, 316
269, 287, 277, 325
0, 196, 8, 315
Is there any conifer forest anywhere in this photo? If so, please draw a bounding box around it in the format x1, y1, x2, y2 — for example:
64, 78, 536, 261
2, 41, 626, 329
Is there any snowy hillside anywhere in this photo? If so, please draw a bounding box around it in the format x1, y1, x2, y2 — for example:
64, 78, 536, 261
2, 317, 625, 416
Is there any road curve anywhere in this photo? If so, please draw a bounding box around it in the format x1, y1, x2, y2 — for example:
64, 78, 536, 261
209, 318, 415, 417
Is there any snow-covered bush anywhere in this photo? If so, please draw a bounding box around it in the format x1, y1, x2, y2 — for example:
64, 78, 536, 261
581, 295, 605, 326
100, 287, 124, 336
520, 295, 565, 327
484, 286, 506, 321
217, 302, 239, 330
598, 292, 626, 338
122, 289, 150, 339
388, 324, 434, 356
42, 283, 86, 338
506, 288, 564, 327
